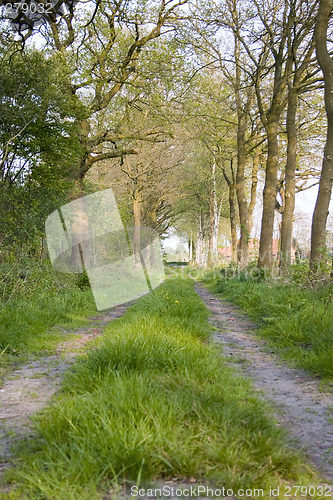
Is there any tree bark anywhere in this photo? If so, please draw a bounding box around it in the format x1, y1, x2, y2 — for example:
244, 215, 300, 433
234, 36, 250, 267
258, 116, 280, 268
69, 196, 89, 270
310, 0, 333, 274
195, 211, 205, 267
248, 149, 259, 235
133, 188, 142, 264
215, 6, 255, 268
280, 82, 297, 271
208, 162, 219, 266
236, 111, 250, 267
189, 232, 193, 263
229, 183, 238, 262
220, 159, 238, 262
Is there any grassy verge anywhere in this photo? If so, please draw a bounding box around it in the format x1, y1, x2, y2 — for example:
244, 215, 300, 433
203, 268, 333, 383
0, 260, 97, 380
4, 278, 317, 499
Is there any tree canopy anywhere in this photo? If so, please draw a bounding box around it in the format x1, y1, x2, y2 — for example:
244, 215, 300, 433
0, 0, 332, 276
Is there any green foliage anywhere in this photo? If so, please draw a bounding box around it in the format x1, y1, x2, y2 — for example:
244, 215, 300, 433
206, 267, 333, 382
289, 261, 310, 284
6, 278, 314, 498
0, 47, 85, 252
0, 48, 85, 169
0, 258, 71, 301
0, 260, 96, 354
76, 270, 90, 291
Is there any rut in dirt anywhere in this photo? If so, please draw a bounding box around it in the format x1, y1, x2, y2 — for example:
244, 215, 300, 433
195, 282, 333, 483
0, 303, 130, 481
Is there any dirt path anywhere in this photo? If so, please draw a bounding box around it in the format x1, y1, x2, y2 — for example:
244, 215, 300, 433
0, 303, 130, 483
195, 283, 333, 483
2, 284, 333, 498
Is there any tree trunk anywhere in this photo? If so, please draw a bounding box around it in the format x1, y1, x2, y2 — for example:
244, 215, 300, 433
196, 211, 205, 267
189, 232, 193, 263
236, 112, 250, 267
234, 35, 250, 268
144, 208, 158, 267
133, 189, 142, 264
248, 149, 259, 235
280, 82, 297, 272
69, 181, 88, 271
229, 183, 238, 262
256, 6, 294, 269
220, 159, 238, 262
258, 117, 279, 268
310, 0, 333, 274
208, 162, 219, 266
279, 17, 315, 272
39, 236, 47, 262
69, 197, 89, 271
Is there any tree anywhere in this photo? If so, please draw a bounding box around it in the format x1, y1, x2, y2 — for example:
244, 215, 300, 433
0, 46, 83, 254
250, 0, 293, 268
2, 1, 189, 184
180, 0, 260, 267
280, 1, 318, 272
162, 65, 235, 267
310, 0, 333, 274
224, 0, 259, 267
220, 158, 238, 261
208, 160, 219, 265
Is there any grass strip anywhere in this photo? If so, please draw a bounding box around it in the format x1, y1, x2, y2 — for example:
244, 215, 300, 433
4, 278, 317, 499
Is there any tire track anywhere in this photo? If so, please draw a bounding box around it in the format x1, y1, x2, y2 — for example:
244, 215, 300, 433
0, 303, 130, 485
195, 282, 333, 483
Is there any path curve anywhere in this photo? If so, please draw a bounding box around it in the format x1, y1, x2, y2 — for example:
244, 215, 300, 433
195, 282, 333, 483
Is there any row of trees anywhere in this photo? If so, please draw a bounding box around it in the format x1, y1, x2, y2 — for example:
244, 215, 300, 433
0, 0, 332, 276
181, 0, 331, 274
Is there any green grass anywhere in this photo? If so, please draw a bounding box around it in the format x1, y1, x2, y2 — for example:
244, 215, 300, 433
203, 269, 333, 383
0, 288, 96, 353
3, 278, 317, 499
0, 260, 97, 381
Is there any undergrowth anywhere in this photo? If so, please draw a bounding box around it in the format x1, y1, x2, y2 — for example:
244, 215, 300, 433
0, 259, 96, 370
